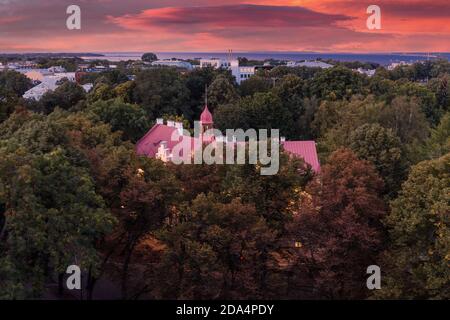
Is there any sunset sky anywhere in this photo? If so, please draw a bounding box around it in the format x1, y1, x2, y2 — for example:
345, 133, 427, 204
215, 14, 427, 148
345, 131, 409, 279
0, 0, 449, 52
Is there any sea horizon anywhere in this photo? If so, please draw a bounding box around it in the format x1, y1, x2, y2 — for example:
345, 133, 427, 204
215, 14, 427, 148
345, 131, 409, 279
86, 51, 450, 66
2, 51, 450, 66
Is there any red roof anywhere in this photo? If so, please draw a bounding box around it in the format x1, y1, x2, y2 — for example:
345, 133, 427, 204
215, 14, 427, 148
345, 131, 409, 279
200, 105, 213, 124
136, 124, 194, 158
282, 141, 321, 172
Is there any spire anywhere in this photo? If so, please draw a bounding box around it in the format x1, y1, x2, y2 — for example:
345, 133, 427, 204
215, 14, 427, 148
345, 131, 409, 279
200, 105, 213, 125
200, 85, 213, 125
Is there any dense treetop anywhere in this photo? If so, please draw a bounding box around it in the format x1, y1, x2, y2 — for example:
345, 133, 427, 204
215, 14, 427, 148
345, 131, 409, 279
0, 58, 449, 299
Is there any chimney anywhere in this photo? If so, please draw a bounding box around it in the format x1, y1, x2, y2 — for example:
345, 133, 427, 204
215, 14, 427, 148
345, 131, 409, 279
175, 122, 184, 135
281, 136, 286, 142
167, 120, 175, 127
156, 118, 164, 125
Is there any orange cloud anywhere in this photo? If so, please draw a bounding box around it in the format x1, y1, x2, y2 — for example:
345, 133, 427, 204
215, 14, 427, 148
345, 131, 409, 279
0, 1, 448, 52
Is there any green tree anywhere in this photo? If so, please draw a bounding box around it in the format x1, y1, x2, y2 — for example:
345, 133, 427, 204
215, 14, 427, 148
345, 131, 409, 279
0, 70, 32, 95
113, 81, 136, 103
272, 74, 307, 138
395, 82, 439, 124
309, 66, 366, 100
0, 92, 21, 123
0, 147, 114, 298
133, 69, 190, 119
87, 82, 115, 104
151, 194, 276, 299
239, 76, 271, 97
349, 123, 406, 195
206, 74, 238, 112
184, 67, 219, 119
87, 98, 150, 142
423, 112, 450, 159
215, 92, 293, 137
428, 75, 449, 113
39, 81, 86, 114
141, 52, 158, 63
376, 96, 430, 144
378, 153, 450, 299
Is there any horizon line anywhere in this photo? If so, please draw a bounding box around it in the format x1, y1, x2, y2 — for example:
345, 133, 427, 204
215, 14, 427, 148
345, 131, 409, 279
1, 51, 449, 55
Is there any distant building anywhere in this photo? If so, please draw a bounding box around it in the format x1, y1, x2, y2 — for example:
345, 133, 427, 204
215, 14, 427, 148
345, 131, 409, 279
199, 58, 257, 84
47, 66, 66, 73
22, 69, 53, 82
200, 58, 231, 69
356, 68, 376, 77
287, 60, 333, 69
23, 77, 59, 100
77, 64, 121, 73
77, 64, 90, 71
387, 61, 412, 70
238, 66, 256, 82
22, 72, 77, 100
5, 61, 37, 70
151, 60, 193, 70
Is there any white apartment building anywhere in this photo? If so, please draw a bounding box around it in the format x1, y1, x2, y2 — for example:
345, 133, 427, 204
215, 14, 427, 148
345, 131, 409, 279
199, 58, 256, 84
200, 58, 232, 69
387, 61, 412, 70
356, 68, 376, 77
238, 66, 257, 82
287, 60, 333, 69
151, 60, 193, 70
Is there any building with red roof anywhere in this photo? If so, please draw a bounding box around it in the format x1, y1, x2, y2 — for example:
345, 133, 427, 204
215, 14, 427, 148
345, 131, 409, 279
136, 105, 320, 172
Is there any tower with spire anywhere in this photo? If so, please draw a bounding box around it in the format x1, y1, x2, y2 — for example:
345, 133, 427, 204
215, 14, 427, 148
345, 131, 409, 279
200, 85, 213, 135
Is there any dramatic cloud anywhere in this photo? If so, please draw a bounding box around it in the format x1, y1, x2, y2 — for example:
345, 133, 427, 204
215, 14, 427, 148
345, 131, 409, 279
107, 4, 352, 30
0, 0, 448, 52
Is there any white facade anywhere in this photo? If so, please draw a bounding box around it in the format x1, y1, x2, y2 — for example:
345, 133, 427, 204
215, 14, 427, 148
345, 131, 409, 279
199, 58, 256, 84
387, 61, 412, 70
22, 72, 77, 101
356, 68, 376, 77
47, 66, 66, 73
237, 66, 256, 82
23, 78, 59, 100
200, 58, 232, 69
152, 60, 193, 70
287, 60, 333, 69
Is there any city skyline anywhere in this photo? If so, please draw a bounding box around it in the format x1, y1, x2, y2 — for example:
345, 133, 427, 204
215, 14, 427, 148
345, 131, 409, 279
0, 1, 449, 53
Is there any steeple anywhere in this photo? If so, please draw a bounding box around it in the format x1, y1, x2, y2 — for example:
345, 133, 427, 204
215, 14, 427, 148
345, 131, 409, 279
200, 86, 213, 127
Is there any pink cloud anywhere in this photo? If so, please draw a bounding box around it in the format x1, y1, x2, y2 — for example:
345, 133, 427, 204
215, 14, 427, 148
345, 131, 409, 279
0, 1, 448, 52
107, 4, 352, 31
0, 16, 25, 25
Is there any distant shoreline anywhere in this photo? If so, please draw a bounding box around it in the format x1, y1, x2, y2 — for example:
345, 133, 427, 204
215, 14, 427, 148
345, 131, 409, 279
1, 51, 449, 66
